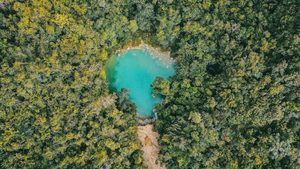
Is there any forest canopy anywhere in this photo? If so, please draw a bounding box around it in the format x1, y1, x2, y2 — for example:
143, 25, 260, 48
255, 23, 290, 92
0, 0, 299, 169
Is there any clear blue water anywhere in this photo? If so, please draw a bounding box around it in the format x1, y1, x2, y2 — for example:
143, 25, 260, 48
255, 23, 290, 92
106, 49, 175, 117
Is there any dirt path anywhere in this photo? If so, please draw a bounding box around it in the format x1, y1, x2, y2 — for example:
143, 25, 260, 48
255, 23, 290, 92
137, 124, 166, 169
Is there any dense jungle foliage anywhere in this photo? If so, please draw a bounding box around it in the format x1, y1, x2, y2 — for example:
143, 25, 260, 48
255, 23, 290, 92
0, 0, 299, 169
0, 0, 143, 168
153, 1, 299, 169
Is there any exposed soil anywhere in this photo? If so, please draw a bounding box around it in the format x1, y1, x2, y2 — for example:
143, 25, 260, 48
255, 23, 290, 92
137, 124, 166, 169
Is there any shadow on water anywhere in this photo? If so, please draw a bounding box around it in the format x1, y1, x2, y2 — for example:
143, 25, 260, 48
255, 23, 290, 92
105, 55, 119, 92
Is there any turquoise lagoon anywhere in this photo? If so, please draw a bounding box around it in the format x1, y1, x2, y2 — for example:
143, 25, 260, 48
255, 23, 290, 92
106, 49, 175, 117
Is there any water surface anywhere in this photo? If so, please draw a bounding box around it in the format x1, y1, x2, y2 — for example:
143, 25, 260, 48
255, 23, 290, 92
106, 49, 175, 117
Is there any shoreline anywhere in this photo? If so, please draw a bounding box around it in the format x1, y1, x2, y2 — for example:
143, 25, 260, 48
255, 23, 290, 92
138, 116, 156, 126
115, 41, 175, 67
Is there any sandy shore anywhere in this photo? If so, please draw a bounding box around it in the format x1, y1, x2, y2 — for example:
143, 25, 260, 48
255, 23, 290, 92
137, 124, 166, 169
116, 41, 175, 67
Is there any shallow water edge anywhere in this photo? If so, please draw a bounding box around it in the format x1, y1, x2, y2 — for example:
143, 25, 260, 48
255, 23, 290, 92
115, 40, 175, 67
